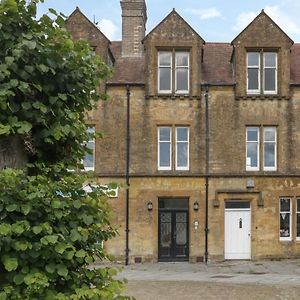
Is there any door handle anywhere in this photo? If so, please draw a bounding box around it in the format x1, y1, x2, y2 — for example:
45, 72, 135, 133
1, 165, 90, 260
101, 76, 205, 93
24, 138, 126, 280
248, 233, 251, 237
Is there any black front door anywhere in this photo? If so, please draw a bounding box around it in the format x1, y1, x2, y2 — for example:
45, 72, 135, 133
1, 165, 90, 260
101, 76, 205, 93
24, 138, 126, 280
158, 210, 189, 261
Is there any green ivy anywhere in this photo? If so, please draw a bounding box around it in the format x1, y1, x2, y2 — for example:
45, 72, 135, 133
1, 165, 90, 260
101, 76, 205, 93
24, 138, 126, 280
0, 167, 130, 299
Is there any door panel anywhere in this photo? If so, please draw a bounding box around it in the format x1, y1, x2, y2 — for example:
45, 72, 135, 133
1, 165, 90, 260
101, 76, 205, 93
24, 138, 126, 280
225, 209, 251, 259
158, 210, 188, 261
159, 212, 172, 259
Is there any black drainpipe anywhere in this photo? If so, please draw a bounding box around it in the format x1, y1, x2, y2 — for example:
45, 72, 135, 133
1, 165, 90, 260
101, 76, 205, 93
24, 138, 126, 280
125, 85, 131, 265
204, 85, 209, 264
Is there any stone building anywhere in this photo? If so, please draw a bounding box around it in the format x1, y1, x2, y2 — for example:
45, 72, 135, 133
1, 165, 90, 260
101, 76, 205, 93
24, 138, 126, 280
66, 0, 300, 263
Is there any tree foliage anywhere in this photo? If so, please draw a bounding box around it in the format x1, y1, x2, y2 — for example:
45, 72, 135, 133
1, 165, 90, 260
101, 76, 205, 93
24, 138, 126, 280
0, 0, 110, 167
0, 0, 130, 299
0, 166, 127, 299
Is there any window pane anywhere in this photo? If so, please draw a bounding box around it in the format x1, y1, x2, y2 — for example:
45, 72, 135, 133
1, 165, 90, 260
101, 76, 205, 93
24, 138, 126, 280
159, 127, 171, 141
280, 213, 290, 237
160, 142, 171, 167
159, 68, 171, 91
177, 142, 188, 167
159, 52, 171, 66
176, 68, 188, 91
225, 201, 251, 209
247, 142, 258, 167
177, 127, 188, 141
264, 128, 276, 141
247, 128, 258, 141
176, 52, 189, 66
298, 199, 300, 212
264, 53, 276, 67
264, 68, 276, 91
264, 142, 275, 167
280, 198, 290, 211
248, 52, 259, 66
248, 68, 259, 90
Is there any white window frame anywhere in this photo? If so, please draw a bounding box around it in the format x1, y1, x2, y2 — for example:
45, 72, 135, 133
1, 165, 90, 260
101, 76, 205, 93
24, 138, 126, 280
175, 127, 189, 171
279, 197, 292, 241
263, 52, 277, 95
158, 52, 172, 94
158, 127, 172, 170
263, 127, 277, 171
82, 126, 95, 171
297, 198, 300, 241
247, 52, 260, 94
246, 127, 260, 171
175, 52, 189, 94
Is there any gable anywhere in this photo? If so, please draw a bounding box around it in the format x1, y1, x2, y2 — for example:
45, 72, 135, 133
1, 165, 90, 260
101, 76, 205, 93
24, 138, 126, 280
66, 7, 110, 45
143, 9, 205, 44
232, 10, 293, 46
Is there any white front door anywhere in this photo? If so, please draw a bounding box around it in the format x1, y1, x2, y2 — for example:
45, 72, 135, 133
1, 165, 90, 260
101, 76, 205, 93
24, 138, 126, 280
225, 202, 251, 260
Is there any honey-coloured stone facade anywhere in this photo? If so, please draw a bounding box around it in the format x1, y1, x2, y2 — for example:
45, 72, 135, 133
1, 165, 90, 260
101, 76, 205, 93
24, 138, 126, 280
66, 2, 300, 263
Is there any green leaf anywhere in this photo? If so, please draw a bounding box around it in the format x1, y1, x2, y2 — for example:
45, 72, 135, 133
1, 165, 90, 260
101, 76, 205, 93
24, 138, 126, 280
2, 256, 18, 272
0, 292, 7, 300
6, 204, 17, 212
0, 124, 11, 135
0, 223, 11, 236
47, 235, 58, 244
14, 241, 29, 251
9, 79, 18, 87
15, 121, 32, 134
21, 102, 31, 110
73, 200, 82, 209
83, 215, 93, 225
32, 225, 42, 235
70, 229, 81, 242
63, 250, 75, 260
54, 243, 66, 254
75, 249, 86, 258
45, 263, 55, 274
13, 274, 24, 285
57, 265, 68, 277
21, 204, 31, 215
23, 40, 36, 50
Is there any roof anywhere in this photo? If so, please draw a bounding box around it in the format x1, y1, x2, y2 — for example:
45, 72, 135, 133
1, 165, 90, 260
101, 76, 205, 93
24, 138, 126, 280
107, 42, 145, 85
202, 43, 234, 85
291, 44, 300, 85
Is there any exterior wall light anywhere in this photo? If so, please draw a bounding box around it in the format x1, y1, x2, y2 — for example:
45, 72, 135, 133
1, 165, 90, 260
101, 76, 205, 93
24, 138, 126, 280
193, 201, 199, 211
147, 201, 153, 211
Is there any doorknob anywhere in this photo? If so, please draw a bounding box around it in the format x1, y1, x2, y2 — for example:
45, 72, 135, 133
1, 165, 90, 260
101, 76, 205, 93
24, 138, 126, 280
248, 233, 251, 237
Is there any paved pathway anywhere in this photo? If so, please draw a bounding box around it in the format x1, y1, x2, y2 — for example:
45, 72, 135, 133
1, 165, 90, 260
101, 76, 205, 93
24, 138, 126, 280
113, 259, 300, 286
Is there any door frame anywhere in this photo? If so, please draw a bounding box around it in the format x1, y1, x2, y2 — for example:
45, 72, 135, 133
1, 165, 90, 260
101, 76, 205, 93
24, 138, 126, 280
224, 201, 252, 260
158, 207, 189, 262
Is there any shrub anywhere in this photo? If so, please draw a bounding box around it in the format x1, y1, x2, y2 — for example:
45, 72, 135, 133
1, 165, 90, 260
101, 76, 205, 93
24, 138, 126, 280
0, 166, 129, 299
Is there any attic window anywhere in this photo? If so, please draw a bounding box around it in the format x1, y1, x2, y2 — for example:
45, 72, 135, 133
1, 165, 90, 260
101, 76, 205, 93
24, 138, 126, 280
247, 51, 277, 95
158, 50, 190, 95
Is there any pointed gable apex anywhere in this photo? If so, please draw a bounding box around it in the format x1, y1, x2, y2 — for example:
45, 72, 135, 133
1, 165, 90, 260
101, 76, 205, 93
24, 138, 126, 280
143, 9, 205, 44
231, 10, 293, 45
66, 7, 111, 44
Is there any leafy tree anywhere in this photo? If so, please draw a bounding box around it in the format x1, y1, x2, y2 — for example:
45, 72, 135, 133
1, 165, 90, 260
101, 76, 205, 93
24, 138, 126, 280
0, 0, 130, 299
0, 0, 109, 169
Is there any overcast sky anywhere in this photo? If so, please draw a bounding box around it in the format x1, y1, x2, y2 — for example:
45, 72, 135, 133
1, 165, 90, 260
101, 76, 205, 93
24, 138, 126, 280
38, 0, 300, 42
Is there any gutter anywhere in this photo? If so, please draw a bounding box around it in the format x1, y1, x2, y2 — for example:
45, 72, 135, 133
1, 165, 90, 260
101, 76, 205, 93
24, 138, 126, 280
125, 85, 131, 265
204, 85, 209, 264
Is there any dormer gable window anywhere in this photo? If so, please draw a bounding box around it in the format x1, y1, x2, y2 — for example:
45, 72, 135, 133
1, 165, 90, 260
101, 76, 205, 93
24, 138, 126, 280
247, 51, 277, 95
158, 50, 189, 95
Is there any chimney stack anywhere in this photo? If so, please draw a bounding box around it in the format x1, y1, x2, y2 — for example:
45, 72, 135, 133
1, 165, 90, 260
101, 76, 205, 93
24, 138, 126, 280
120, 0, 147, 57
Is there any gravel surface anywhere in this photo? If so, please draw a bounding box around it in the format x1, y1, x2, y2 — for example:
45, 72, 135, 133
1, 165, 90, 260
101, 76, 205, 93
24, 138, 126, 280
124, 281, 300, 300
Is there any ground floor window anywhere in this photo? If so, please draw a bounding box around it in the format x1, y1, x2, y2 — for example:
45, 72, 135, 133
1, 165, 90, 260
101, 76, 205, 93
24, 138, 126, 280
279, 198, 292, 241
